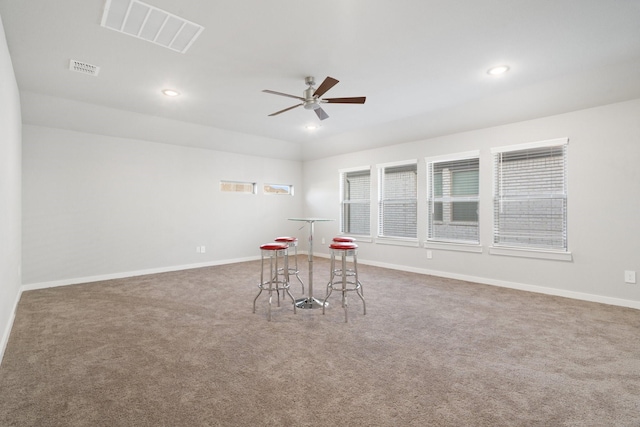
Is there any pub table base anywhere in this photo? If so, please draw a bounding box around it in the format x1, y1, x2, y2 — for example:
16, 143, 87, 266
295, 297, 328, 309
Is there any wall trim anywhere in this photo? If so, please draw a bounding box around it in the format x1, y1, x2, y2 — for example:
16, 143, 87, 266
0, 289, 22, 365
354, 257, 640, 310
20, 256, 260, 292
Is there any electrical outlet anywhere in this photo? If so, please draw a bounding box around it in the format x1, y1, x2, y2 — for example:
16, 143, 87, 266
196, 246, 201, 253
321, 237, 325, 245
201, 246, 206, 253
427, 250, 433, 259
624, 270, 636, 284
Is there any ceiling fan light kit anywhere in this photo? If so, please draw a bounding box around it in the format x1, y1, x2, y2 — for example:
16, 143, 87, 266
263, 76, 366, 121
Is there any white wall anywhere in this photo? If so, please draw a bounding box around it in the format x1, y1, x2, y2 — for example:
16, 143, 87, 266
22, 125, 304, 286
303, 99, 640, 308
0, 14, 22, 361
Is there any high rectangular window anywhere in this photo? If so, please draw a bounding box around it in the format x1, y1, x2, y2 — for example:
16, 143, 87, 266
264, 184, 294, 195
340, 168, 371, 235
219, 180, 256, 194
378, 161, 418, 239
427, 153, 480, 243
492, 138, 568, 251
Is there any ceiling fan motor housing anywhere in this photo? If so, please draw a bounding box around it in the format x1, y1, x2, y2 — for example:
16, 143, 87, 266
303, 86, 320, 110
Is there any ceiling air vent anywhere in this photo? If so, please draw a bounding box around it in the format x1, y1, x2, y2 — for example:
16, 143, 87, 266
100, 0, 204, 54
69, 60, 100, 76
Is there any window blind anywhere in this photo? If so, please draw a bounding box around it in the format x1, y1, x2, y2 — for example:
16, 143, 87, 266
340, 170, 370, 235
493, 143, 568, 250
378, 163, 417, 238
427, 157, 479, 243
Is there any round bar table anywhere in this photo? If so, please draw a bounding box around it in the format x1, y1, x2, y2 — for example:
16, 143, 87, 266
288, 218, 334, 309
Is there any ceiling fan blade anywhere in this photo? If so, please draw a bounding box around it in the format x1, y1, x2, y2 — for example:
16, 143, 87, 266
313, 76, 339, 98
262, 90, 305, 101
315, 107, 329, 121
268, 103, 303, 116
323, 96, 366, 104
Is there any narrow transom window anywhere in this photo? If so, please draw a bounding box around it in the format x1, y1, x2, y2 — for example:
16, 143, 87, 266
220, 180, 256, 194
492, 138, 568, 251
264, 184, 294, 195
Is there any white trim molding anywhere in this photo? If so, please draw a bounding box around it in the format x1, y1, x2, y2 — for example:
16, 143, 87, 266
0, 290, 22, 365
491, 137, 569, 154
355, 258, 639, 310
424, 241, 483, 253
489, 246, 573, 262
20, 256, 260, 292
375, 237, 420, 247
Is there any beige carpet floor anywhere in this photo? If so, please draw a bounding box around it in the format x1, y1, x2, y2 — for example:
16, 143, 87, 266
1, 256, 639, 426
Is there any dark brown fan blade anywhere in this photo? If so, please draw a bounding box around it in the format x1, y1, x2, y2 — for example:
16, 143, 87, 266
313, 76, 339, 98
262, 90, 305, 101
315, 107, 329, 121
268, 103, 303, 116
323, 96, 366, 104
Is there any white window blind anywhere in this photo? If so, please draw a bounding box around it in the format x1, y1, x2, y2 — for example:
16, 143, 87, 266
427, 156, 479, 243
378, 162, 417, 238
340, 169, 371, 235
493, 139, 568, 250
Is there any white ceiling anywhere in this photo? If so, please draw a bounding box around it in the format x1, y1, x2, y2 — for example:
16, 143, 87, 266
2, 0, 640, 161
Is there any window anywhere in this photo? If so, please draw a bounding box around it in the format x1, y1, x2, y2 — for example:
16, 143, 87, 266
264, 184, 294, 195
340, 168, 371, 235
427, 153, 479, 244
378, 161, 418, 239
492, 138, 568, 251
220, 180, 256, 194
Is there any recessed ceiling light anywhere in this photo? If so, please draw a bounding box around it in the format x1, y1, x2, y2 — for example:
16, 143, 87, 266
305, 124, 319, 131
487, 65, 510, 76
162, 89, 180, 97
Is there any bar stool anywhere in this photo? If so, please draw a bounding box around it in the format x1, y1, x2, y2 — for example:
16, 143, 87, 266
331, 237, 358, 293
274, 236, 304, 295
323, 242, 366, 322
253, 243, 296, 321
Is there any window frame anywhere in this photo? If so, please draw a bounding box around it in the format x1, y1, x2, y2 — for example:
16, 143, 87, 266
339, 166, 372, 237
376, 159, 419, 245
426, 151, 481, 247
219, 180, 257, 194
263, 183, 294, 195
489, 137, 571, 261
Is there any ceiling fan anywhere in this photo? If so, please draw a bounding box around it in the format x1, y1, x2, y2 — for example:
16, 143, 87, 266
263, 76, 366, 121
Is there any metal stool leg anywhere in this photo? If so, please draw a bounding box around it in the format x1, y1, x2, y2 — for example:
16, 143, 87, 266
341, 251, 348, 322
291, 244, 304, 295
353, 252, 366, 315
322, 251, 336, 314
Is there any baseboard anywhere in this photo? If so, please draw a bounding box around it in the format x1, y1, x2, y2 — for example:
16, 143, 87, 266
355, 257, 640, 311
20, 256, 260, 292
0, 288, 23, 365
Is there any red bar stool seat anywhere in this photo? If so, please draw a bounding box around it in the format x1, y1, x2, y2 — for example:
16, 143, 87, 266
253, 243, 296, 321
274, 236, 304, 295
323, 242, 366, 322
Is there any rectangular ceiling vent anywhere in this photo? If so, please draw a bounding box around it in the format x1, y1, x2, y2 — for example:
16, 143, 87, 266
69, 59, 100, 76
100, 0, 204, 54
